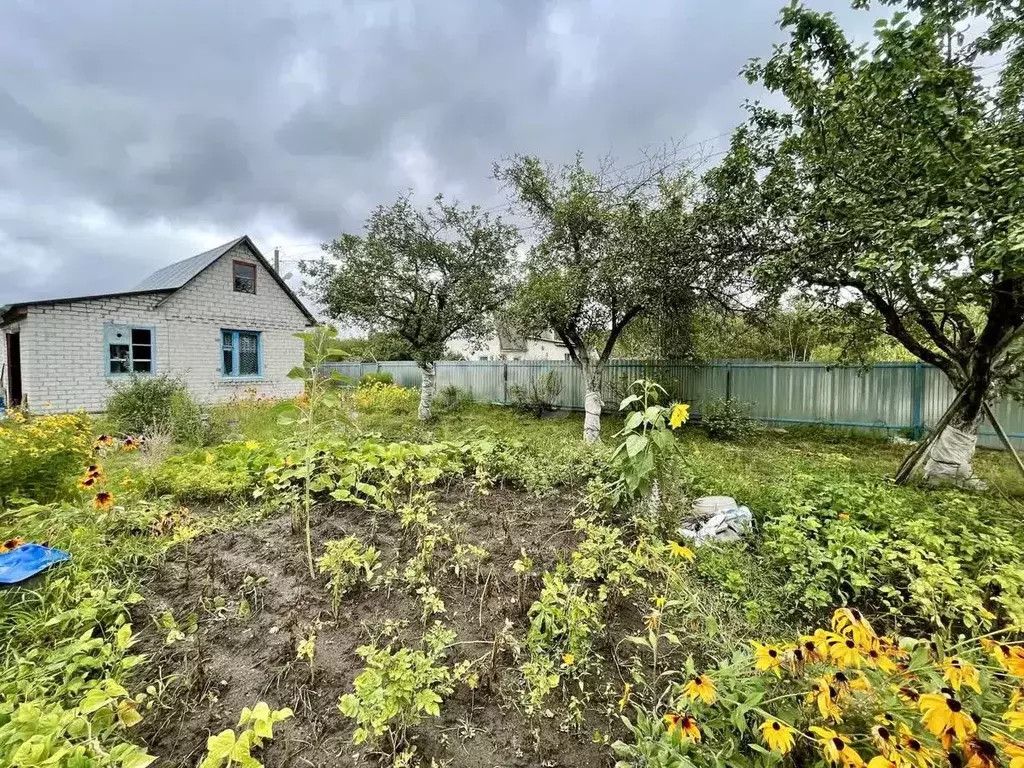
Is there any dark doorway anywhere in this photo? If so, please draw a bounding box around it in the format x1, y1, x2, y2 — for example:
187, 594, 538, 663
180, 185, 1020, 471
5, 332, 22, 407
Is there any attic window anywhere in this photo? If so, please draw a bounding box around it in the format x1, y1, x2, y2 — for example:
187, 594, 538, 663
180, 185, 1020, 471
233, 261, 256, 294
106, 325, 154, 375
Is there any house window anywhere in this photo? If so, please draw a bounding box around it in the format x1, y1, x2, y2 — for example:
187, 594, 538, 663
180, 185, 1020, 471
106, 325, 154, 375
222, 330, 261, 377
233, 261, 256, 294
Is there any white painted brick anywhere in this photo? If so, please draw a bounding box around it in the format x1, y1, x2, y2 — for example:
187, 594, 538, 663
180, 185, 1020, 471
2, 243, 311, 414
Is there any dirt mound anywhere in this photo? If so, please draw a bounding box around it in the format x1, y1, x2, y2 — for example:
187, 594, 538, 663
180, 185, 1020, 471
135, 485, 614, 767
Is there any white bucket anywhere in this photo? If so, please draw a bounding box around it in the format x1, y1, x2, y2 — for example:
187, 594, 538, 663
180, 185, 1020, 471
692, 496, 737, 517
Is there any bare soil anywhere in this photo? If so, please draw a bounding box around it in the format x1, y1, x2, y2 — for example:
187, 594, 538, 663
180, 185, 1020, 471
135, 484, 620, 767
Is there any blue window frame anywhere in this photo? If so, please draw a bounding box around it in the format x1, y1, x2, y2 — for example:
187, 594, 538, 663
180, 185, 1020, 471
105, 324, 155, 376
221, 330, 262, 378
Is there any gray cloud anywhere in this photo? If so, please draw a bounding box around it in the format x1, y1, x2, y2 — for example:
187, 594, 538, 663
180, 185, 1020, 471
0, 0, 874, 304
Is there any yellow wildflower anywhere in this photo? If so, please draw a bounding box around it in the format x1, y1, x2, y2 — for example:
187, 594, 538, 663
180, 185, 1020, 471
919, 693, 976, 742
943, 657, 982, 694
682, 674, 716, 705
669, 541, 695, 561
752, 642, 784, 677
759, 719, 796, 755
669, 403, 690, 429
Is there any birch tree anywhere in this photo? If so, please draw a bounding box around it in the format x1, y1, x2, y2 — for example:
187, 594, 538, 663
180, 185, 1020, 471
495, 153, 736, 442
302, 195, 519, 420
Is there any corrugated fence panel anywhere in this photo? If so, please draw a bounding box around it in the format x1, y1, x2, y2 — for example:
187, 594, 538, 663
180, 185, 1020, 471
321, 359, 1024, 451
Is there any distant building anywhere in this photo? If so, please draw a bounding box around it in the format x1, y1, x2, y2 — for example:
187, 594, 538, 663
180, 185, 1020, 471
446, 325, 569, 361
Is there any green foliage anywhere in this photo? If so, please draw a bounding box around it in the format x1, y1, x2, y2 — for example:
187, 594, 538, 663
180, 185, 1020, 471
302, 194, 520, 367
609, 380, 688, 503
141, 442, 275, 501
338, 640, 459, 749
198, 703, 293, 768
508, 370, 562, 417
317, 536, 381, 614
434, 384, 473, 414
760, 477, 1024, 631
0, 412, 92, 504
359, 371, 394, 387
106, 375, 207, 445
700, 396, 758, 442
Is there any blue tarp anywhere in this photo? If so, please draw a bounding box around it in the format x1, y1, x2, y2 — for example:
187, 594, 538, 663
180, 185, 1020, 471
0, 543, 70, 585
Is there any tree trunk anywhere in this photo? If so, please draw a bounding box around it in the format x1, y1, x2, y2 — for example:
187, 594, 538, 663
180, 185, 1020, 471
922, 372, 989, 487
418, 362, 436, 421
581, 359, 604, 444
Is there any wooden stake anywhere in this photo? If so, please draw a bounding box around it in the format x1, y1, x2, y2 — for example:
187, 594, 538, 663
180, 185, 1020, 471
894, 388, 967, 485
983, 401, 1024, 479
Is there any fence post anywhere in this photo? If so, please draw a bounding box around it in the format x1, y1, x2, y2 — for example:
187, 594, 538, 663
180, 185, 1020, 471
503, 360, 509, 405
911, 362, 924, 440
725, 363, 733, 402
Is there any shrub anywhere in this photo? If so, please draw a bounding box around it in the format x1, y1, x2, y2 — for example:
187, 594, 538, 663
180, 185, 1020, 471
699, 396, 758, 441
509, 370, 563, 416
106, 375, 207, 444
354, 382, 418, 414
0, 412, 93, 503
359, 371, 394, 387
434, 384, 473, 413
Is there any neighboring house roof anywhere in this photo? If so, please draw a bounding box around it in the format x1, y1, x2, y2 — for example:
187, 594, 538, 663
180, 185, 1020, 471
1, 235, 316, 325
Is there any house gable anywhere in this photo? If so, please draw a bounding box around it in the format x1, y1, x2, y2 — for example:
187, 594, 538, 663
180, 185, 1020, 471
156, 240, 313, 329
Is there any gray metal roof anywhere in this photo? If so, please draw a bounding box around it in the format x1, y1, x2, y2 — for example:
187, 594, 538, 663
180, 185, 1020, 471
2, 235, 316, 325
134, 236, 245, 290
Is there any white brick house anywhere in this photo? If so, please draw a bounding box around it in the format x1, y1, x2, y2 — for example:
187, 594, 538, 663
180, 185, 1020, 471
0, 236, 315, 413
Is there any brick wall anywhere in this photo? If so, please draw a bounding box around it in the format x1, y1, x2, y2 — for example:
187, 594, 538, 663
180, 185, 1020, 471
7, 242, 311, 413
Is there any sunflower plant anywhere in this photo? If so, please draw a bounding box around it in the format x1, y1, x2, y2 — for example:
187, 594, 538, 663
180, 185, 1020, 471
608, 380, 689, 507
613, 606, 1024, 768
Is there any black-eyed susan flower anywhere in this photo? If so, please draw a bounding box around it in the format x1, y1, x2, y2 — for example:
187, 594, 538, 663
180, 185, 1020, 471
919, 693, 976, 742
94, 434, 114, 448
898, 726, 938, 768
664, 713, 700, 741
895, 686, 921, 705
866, 757, 897, 768
1, 538, 26, 553
752, 642, 784, 677
943, 657, 982, 694
785, 646, 808, 674
121, 436, 139, 451
800, 630, 831, 663
669, 403, 690, 429
759, 719, 796, 755
78, 474, 98, 489
682, 674, 716, 705
807, 677, 844, 722
833, 607, 876, 650
866, 645, 898, 674
93, 491, 114, 510
870, 723, 896, 754
963, 737, 999, 768
829, 634, 864, 668
810, 726, 865, 767
669, 541, 695, 561
981, 640, 1024, 678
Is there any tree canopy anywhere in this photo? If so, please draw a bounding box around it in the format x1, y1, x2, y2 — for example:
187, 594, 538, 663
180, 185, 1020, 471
495, 151, 747, 441
302, 194, 519, 419
703, 0, 1024, 478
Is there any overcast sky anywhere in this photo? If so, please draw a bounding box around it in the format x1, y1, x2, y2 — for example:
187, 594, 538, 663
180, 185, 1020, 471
0, 0, 874, 306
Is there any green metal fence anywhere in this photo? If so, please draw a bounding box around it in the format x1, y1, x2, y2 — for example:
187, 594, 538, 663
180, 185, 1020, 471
322, 360, 1024, 451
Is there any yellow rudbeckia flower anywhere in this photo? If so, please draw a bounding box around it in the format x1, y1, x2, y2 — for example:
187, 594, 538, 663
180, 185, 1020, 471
943, 657, 982, 694
759, 719, 796, 755
682, 674, 716, 705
